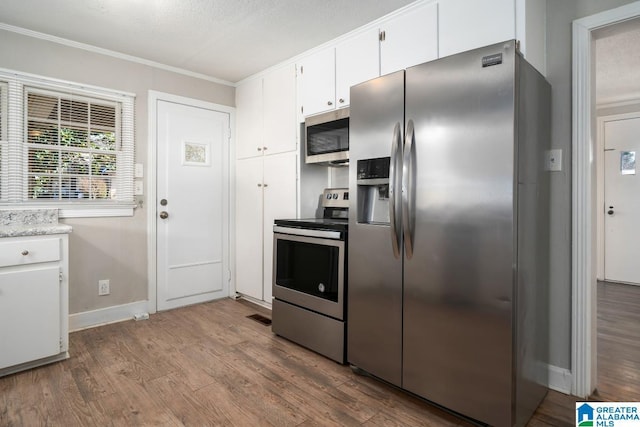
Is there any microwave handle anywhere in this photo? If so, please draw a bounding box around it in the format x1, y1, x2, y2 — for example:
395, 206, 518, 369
389, 122, 402, 259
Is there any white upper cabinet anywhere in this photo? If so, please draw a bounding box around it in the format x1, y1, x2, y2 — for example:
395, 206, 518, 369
335, 28, 380, 107
263, 65, 297, 155
235, 78, 263, 159
236, 65, 297, 159
380, 2, 438, 75
438, 0, 515, 58
298, 47, 336, 117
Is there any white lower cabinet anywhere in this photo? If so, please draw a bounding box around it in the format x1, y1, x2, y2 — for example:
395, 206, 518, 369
235, 152, 297, 303
0, 234, 69, 375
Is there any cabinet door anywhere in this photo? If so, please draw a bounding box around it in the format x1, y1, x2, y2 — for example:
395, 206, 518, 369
235, 78, 263, 159
380, 2, 438, 75
299, 47, 336, 117
235, 157, 264, 300
263, 65, 297, 155
439, 0, 515, 58
0, 266, 61, 369
335, 28, 380, 107
262, 152, 297, 304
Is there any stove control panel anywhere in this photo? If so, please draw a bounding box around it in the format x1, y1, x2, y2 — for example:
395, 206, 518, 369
322, 188, 349, 208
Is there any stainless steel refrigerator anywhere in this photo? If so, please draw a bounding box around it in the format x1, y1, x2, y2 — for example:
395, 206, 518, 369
348, 40, 550, 427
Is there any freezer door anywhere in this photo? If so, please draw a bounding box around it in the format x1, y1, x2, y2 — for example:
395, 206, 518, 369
348, 71, 404, 386
402, 41, 517, 426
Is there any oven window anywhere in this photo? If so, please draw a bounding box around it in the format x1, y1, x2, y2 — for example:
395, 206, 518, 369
306, 118, 349, 156
276, 239, 340, 302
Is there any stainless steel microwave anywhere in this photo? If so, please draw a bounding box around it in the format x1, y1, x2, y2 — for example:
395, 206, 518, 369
304, 108, 349, 165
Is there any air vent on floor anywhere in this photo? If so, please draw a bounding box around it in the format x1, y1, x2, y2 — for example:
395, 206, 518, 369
246, 313, 272, 326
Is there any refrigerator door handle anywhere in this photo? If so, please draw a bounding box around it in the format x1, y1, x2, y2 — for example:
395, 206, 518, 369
402, 119, 415, 259
389, 122, 402, 259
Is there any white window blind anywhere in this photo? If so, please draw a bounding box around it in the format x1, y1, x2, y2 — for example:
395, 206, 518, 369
0, 82, 7, 200
0, 69, 135, 216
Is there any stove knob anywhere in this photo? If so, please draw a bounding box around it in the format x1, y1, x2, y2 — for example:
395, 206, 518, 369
318, 283, 325, 293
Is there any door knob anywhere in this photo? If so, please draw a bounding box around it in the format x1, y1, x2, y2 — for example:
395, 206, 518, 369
160, 199, 168, 206
159, 211, 169, 219
607, 206, 614, 215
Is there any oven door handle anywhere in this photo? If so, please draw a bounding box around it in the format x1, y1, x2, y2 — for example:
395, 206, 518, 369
389, 122, 402, 259
273, 225, 342, 240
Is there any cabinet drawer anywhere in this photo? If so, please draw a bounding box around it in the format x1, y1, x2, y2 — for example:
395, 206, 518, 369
0, 238, 61, 267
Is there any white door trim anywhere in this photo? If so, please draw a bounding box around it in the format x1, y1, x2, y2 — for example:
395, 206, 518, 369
147, 90, 236, 314
572, 2, 640, 398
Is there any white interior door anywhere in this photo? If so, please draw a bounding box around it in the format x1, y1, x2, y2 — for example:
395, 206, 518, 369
603, 116, 640, 285
156, 99, 230, 310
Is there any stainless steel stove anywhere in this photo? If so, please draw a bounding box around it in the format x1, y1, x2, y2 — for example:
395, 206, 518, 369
272, 188, 348, 363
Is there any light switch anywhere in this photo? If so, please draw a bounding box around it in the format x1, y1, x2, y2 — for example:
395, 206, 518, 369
546, 149, 562, 172
135, 163, 144, 178
134, 180, 144, 195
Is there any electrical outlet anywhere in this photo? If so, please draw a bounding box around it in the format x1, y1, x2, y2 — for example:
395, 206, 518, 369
98, 279, 110, 296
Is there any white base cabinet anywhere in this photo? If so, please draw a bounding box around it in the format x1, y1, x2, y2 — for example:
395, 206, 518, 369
235, 153, 297, 303
0, 234, 69, 376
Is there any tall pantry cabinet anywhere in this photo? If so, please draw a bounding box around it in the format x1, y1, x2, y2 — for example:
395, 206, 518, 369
235, 65, 297, 303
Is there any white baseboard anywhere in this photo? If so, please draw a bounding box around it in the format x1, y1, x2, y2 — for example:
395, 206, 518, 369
548, 364, 573, 395
69, 300, 149, 332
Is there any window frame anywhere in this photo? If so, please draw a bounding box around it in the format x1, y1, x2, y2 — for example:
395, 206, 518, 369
0, 68, 136, 218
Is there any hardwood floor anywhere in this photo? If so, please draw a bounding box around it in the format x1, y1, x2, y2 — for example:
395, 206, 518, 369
0, 286, 636, 426
594, 281, 640, 402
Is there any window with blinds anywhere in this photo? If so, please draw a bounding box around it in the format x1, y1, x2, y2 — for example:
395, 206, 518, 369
0, 82, 6, 198
27, 90, 119, 200
0, 69, 135, 216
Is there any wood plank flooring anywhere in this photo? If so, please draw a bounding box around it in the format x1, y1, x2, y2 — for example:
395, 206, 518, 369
0, 283, 637, 426
594, 281, 640, 402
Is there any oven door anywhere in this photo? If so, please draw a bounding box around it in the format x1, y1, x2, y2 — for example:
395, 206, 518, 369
273, 229, 345, 320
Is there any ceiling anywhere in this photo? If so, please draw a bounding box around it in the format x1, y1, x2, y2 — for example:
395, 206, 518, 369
595, 17, 640, 105
0, 0, 415, 84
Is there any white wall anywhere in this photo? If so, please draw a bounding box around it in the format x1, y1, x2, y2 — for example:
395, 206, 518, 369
0, 29, 234, 314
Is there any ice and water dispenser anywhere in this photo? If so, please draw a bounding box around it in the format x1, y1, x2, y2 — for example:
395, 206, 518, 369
356, 157, 391, 225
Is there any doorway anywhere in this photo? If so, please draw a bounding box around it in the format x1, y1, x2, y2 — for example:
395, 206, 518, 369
597, 113, 640, 285
573, 3, 640, 398
148, 91, 234, 312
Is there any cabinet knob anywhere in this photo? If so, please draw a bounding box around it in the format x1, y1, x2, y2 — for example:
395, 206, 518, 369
257, 183, 262, 187
257, 147, 262, 151
339, 98, 345, 104
21, 250, 29, 256
263, 146, 267, 151
263, 183, 268, 188
327, 101, 333, 106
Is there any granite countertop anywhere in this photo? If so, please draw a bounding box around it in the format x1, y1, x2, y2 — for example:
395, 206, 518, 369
0, 209, 73, 238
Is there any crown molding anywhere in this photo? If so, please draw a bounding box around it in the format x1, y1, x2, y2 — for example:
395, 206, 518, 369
0, 23, 235, 87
